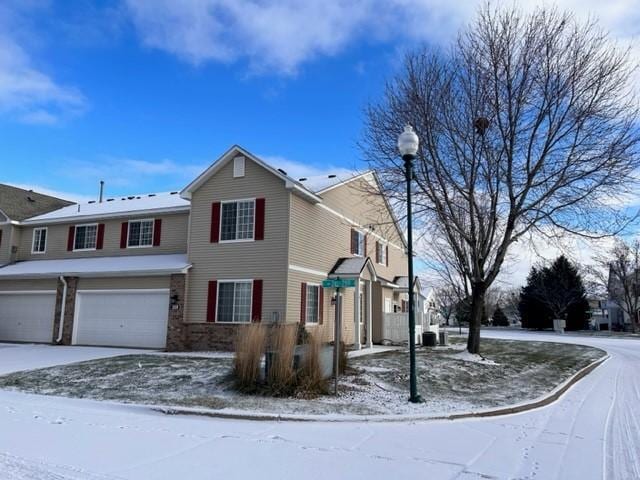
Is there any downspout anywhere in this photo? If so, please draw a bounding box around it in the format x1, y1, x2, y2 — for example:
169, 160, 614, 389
56, 276, 67, 344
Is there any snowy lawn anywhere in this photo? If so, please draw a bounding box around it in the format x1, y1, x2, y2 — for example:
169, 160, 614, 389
0, 336, 605, 417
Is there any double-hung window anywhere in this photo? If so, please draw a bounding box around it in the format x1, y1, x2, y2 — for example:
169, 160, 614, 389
217, 281, 252, 323
376, 241, 387, 265
306, 284, 320, 324
221, 200, 255, 241
352, 230, 365, 256
74, 224, 97, 250
32, 227, 47, 254
128, 219, 154, 247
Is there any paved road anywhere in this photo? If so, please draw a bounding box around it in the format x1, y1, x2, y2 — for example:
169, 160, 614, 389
0, 331, 637, 480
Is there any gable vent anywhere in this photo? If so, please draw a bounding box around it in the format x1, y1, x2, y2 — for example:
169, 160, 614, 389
233, 156, 245, 178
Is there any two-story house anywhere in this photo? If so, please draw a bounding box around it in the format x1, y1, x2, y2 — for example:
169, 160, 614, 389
0, 146, 417, 350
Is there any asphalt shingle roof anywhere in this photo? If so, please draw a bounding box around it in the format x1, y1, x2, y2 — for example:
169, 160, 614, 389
0, 184, 74, 221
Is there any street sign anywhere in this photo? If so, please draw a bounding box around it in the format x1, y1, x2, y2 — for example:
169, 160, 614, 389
322, 278, 356, 289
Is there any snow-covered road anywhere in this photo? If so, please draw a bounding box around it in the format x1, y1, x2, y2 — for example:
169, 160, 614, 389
0, 331, 637, 480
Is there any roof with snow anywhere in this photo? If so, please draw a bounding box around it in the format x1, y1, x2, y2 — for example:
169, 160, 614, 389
0, 254, 190, 279
329, 257, 378, 280
296, 171, 369, 193
0, 183, 73, 221
22, 192, 189, 224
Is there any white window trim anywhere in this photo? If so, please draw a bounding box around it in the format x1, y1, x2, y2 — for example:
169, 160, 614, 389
215, 279, 254, 324
376, 241, 387, 265
127, 218, 155, 249
31, 227, 47, 254
353, 230, 365, 257
219, 198, 256, 244
73, 223, 98, 252
305, 282, 321, 325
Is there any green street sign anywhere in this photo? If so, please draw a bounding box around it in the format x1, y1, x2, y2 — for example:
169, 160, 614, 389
322, 278, 356, 288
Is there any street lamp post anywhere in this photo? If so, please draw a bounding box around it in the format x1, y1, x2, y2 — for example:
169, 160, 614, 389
397, 124, 422, 404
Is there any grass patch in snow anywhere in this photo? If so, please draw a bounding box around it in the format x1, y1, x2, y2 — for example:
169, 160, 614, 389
0, 337, 605, 416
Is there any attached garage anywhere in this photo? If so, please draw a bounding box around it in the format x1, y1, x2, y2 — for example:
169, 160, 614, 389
0, 291, 56, 343
73, 289, 170, 349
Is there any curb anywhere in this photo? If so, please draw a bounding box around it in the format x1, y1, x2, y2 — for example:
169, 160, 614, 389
153, 354, 610, 423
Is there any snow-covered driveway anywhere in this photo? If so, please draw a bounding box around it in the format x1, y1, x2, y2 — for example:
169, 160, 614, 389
0, 343, 150, 375
0, 331, 637, 480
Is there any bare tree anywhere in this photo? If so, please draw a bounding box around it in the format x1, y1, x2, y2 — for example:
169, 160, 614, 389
596, 238, 640, 332
362, 5, 640, 353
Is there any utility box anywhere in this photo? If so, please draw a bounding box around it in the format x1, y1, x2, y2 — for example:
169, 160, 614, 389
439, 330, 449, 346
553, 319, 566, 334
422, 331, 437, 347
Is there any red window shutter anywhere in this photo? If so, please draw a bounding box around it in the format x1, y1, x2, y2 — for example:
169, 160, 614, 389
210, 202, 221, 243
207, 281, 217, 322
319, 287, 324, 325
153, 219, 162, 246
252, 279, 263, 322
67, 226, 75, 251
0, 229, 3, 248
96, 224, 105, 250
350, 229, 356, 254
386, 245, 389, 266
375, 241, 380, 263
255, 198, 265, 240
300, 282, 307, 325
364, 234, 367, 256
120, 222, 128, 248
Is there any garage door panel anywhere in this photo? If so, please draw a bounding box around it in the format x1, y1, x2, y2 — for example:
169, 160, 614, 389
0, 293, 56, 343
75, 291, 169, 349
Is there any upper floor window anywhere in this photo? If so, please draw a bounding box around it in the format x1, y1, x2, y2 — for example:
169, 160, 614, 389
128, 219, 154, 247
32, 227, 47, 254
351, 229, 365, 256
74, 224, 97, 251
376, 241, 387, 265
306, 284, 320, 324
221, 199, 255, 242
217, 280, 252, 323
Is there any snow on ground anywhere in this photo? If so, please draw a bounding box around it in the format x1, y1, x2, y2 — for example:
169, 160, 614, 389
0, 338, 603, 417
0, 331, 637, 479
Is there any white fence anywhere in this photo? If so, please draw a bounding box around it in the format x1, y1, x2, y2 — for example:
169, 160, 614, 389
382, 313, 422, 345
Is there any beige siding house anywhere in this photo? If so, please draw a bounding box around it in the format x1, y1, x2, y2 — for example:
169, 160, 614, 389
0, 146, 417, 350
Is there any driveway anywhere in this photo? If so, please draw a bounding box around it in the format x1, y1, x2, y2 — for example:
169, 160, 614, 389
0, 331, 637, 479
0, 343, 150, 375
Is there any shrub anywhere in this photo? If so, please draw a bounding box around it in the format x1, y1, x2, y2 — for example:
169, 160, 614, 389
297, 328, 328, 397
234, 324, 266, 392
266, 324, 297, 395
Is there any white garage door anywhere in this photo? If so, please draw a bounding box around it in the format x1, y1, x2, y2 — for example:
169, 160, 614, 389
0, 291, 56, 343
74, 290, 170, 349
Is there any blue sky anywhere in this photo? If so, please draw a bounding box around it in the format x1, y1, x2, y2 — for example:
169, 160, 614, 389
2, 0, 638, 205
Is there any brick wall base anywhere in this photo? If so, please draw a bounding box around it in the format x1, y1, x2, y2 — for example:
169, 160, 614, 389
52, 276, 78, 345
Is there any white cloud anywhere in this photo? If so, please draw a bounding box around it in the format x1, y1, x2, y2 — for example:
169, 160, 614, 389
0, 5, 87, 124
124, 0, 638, 74
59, 156, 207, 191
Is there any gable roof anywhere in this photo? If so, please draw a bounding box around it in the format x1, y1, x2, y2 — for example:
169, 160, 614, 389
180, 145, 322, 203
22, 191, 189, 225
0, 184, 73, 222
329, 257, 377, 281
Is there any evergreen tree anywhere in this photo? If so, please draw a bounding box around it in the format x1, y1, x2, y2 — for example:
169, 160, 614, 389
519, 256, 589, 330
492, 305, 510, 326
519, 267, 553, 329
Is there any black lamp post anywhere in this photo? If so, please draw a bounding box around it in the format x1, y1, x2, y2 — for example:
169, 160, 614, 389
397, 124, 422, 403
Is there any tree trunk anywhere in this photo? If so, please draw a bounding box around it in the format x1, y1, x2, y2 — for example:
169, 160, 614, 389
467, 286, 486, 354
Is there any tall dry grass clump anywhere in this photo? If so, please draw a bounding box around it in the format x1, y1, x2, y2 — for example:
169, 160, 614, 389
234, 323, 266, 392
298, 327, 328, 396
267, 324, 297, 395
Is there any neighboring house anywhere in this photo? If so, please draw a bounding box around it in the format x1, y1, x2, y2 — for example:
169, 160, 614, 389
0, 146, 416, 351
606, 265, 637, 332
587, 298, 609, 331
0, 184, 73, 267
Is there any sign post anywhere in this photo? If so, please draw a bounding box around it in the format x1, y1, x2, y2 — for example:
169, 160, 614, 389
322, 277, 355, 396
